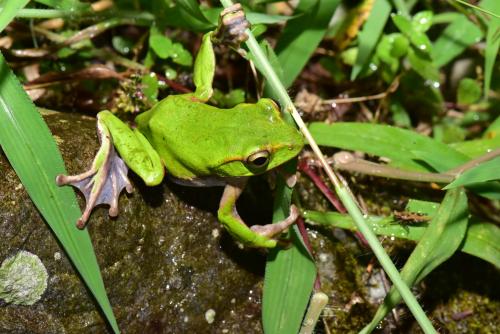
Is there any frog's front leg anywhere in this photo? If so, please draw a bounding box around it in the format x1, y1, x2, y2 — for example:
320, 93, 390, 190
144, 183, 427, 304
218, 179, 298, 248
190, 4, 250, 102
56, 111, 164, 228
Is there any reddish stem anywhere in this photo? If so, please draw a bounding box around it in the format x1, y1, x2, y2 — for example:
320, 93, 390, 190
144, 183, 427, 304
298, 159, 346, 213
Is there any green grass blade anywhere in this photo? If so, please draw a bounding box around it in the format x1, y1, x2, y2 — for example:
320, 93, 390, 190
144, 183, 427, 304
351, 0, 392, 80
308, 122, 469, 171
0, 0, 29, 32
445, 156, 500, 189
33, 0, 90, 10
461, 221, 500, 267
482, 0, 500, 98
271, 0, 339, 88
360, 188, 469, 334
0, 53, 119, 333
450, 136, 500, 158
263, 178, 316, 334
432, 14, 483, 67
391, 0, 409, 16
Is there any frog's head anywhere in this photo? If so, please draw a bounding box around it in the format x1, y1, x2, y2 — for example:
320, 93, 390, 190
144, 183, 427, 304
211, 98, 304, 177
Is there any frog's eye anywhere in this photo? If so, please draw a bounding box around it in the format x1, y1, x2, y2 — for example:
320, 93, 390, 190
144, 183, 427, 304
246, 150, 270, 168
269, 99, 280, 111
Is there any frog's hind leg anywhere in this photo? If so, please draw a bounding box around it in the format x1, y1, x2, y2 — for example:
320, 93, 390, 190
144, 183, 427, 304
56, 117, 133, 228
218, 179, 298, 248
56, 111, 164, 228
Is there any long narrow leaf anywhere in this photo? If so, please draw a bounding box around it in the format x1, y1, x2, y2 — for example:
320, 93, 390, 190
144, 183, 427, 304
272, 0, 339, 88
0, 53, 119, 333
263, 179, 316, 334
482, 0, 500, 98
351, 0, 392, 80
445, 156, 500, 189
308, 122, 468, 171
0, 0, 29, 32
432, 14, 482, 67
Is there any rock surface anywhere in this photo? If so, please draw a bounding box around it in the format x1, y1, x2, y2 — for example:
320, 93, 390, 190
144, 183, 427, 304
0, 111, 266, 333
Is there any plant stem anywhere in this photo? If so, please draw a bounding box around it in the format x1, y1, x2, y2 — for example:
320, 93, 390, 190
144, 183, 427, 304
219, 1, 436, 333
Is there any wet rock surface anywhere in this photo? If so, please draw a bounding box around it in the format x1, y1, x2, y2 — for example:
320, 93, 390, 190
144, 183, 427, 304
0, 111, 265, 333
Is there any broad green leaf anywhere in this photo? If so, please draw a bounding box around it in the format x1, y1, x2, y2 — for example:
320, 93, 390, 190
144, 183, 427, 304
391, 0, 409, 16
0, 0, 29, 33
308, 122, 468, 171
399, 200, 499, 267
412, 11, 433, 33
141, 72, 159, 104
445, 156, 500, 189
351, 0, 392, 80
450, 136, 500, 157
407, 47, 439, 81
392, 13, 432, 53
433, 15, 482, 67
245, 12, 295, 25
457, 78, 482, 105
263, 173, 316, 334
149, 27, 173, 59
309, 122, 500, 200
0, 53, 119, 333
176, 0, 212, 26
360, 188, 469, 333
461, 221, 500, 268
149, 27, 192, 66
484, 115, 500, 138
272, 0, 340, 88
482, 0, 500, 98
170, 42, 193, 66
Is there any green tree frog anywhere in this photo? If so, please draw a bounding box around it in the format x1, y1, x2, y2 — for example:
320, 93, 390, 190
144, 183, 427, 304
56, 6, 304, 248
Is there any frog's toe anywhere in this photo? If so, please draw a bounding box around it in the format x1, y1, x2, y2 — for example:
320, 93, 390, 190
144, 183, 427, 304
250, 205, 299, 238
214, 3, 250, 47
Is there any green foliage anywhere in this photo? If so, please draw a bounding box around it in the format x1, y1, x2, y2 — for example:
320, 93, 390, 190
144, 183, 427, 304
457, 78, 482, 105
351, 0, 391, 79
482, 0, 500, 97
271, 0, 340, 88
361, 188, 469, 333
4, 0, 500, 332
149, 27, 193, 66
432, 14, 482, 66
303, 209, 500, 268
308, 122, 468, 172
446, 157, 500, 189
263, 178, 316, 334
0, 54, 119, 333
0, 0, 29, 32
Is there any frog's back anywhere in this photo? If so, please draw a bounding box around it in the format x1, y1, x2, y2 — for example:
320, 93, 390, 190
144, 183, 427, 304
135, 95, 303, 180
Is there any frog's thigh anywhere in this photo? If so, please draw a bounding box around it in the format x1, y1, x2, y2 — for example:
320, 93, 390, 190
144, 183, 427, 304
217, 180, 277, 248
98, 110, 164, 186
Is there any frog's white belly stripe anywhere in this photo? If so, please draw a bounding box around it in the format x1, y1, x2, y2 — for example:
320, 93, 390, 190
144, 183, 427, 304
168, 175, 246, 187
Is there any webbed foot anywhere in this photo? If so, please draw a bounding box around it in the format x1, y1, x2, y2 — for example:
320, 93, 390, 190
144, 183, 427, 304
56, 120, 133, 228
213, 3, 250, 49
250, 205, 299, 238
218, 180, 299, 248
